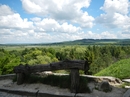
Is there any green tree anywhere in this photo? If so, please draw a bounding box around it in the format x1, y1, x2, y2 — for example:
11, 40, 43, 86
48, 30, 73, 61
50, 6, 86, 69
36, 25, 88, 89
2, 56, 20, 74
89, 57, 105, 74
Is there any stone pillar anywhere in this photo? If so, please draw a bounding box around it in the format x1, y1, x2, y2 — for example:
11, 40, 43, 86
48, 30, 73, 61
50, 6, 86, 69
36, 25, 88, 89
70, 68, 79, 93
17, 73, 24, 85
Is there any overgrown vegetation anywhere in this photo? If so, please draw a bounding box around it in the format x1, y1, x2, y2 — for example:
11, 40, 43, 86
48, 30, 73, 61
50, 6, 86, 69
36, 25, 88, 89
0, 45, 130, 75
95, 58, 130, 79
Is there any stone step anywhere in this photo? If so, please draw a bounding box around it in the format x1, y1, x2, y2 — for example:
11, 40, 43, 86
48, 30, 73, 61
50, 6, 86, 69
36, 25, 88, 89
122, 79, 130, 83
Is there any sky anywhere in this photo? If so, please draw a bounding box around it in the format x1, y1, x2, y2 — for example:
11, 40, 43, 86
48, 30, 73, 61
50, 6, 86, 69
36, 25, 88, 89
0, 0, 130, 44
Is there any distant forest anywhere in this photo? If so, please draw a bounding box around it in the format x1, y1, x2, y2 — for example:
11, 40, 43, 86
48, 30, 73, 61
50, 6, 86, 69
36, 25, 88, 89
0, 44, 130, 75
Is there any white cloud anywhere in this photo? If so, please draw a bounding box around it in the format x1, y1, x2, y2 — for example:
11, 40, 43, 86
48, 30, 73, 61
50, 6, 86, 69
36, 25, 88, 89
96, 0, 130, 36
80, 31, 117, 39
96, 13, 130, 29
30, 17, 41, 22
0, 5, 33, 30
100, 0, 129, 15
0, 5, 13, 16
0, 14, 33, 29
0, 4, 85, 43
0, 5, 34, 43
34, 18, 59, 32
74, 12, 94, 28
34, 18, 82, 33
100, 31, 117, 39
1, 0, 130, 44
21, 0, 42, 13
0, 29, 13, 37
21, 0, 94, 28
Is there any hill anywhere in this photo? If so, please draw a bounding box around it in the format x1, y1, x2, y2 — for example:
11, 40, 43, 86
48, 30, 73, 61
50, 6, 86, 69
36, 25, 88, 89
0, 39, 130, 46
49, 39, 130, 45
95, 58, 130, 79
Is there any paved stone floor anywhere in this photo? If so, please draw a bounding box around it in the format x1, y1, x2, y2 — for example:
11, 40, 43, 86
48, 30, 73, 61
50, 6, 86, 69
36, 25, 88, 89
0, 91, 35, 97
0, 74, 129, 97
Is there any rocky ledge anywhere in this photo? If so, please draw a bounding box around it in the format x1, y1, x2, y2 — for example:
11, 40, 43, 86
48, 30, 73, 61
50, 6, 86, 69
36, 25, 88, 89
0, 74, 130, 97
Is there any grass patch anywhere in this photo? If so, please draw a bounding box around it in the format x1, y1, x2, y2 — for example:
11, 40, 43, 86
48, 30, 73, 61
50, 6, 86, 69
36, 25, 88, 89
95, 58, 130, 79
121, 82, 130, 88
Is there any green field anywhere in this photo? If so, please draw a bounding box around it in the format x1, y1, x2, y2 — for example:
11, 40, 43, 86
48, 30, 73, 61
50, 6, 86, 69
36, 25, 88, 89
0, 45, 57, 51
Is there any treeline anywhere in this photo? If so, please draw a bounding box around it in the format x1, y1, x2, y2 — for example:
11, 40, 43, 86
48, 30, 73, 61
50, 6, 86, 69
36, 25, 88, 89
0, 45, 130, 75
